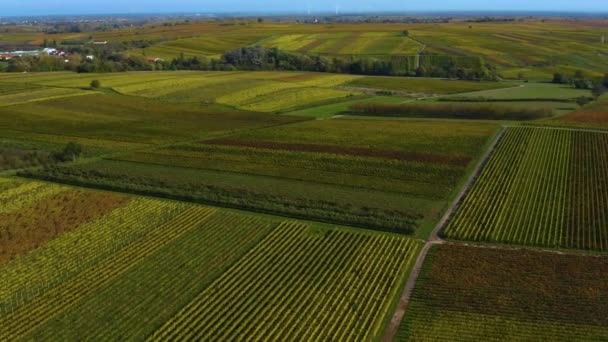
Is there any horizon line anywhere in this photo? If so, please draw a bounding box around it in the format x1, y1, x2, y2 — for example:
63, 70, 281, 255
2, 9, 608, 18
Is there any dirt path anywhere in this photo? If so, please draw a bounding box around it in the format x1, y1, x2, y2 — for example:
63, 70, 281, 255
382, 127, 507, 342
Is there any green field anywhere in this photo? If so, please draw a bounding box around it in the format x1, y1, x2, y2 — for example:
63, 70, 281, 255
0, 71, 362, 113
0, 81, 306, 156
261, 32, 423, 56
398, 244, 608, 341
445, 126, 608, 251
443, 82, 592, 100
0, 177, 421, 341
286, 96, 408, 118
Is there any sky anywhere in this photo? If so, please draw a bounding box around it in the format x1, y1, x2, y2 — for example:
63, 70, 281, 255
3, 0, 607, 16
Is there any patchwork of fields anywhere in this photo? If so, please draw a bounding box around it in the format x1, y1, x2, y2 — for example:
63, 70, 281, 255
0, 71, 362, 113
0, 76, 307, 156
0, 178, 421, 341
0, 64, 607, 340
397, 244, 608, 341
24, 119, 498, 237
4, 19, 608, 78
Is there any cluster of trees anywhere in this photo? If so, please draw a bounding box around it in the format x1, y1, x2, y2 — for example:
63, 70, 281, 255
0, 142, 82, 171
6, 53, 155, 73
553, 71, 607, 99
52, 142, 83, 162
5, 45, 492, 80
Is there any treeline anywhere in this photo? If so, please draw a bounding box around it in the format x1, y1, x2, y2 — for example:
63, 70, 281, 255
6, 46, 493, 80
0, 142, 82, 171
349, 103, 552, 120
553, 71, 608, 98
216, 47, 492, 79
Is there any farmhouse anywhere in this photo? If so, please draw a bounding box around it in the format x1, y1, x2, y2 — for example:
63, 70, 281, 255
93, 41, 108, 45
147, 57, 165, 63
0, 54, 12, 61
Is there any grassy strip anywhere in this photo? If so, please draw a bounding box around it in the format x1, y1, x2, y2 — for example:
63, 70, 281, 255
349, 102, 552, 120
438, 97, 585, 103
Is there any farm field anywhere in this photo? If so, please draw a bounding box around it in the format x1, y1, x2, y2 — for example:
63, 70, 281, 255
444, 126, 608, 251
538, 97, 608, 130
442, 82, 592, 100
397, 244, 608, 341
141, 30, 273, 59
0, 82, 306, 156
345, 76, 511, 95
286, 96, 407, 119
260, 32, 423, 56
0, 71, 362, 113
0, 177, 421, 341
24, 119, 499, 237
0, 87, 91, 107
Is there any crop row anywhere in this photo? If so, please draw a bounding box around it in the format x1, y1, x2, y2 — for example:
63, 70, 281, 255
115, 147, 454, 199
113, 73, 227, 97
0, 180, 67, 214
150, 222, 420, 341
444, 127, 608, 251
0, 87, 89, 107
0, 206, 216, 340
261, 32, 418, 56
0, 195, 190, 314
26, 212, 279, 340
241, 87, 355, 113
216, 80, 305, 107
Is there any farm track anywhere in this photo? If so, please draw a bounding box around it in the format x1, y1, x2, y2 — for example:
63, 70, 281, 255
383, 127, 506, 342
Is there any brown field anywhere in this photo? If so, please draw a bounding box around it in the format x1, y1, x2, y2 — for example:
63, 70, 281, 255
562, 110, 608, 123
0, 190, 130, 263
398, 244, 608, 341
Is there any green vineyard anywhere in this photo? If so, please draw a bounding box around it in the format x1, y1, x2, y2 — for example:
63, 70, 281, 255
151, 222, 420, 341
444, 127, 608, 251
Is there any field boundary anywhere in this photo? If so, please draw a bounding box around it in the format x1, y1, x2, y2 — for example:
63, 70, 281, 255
518, 124, 608, 134
382, 126, 507, 342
